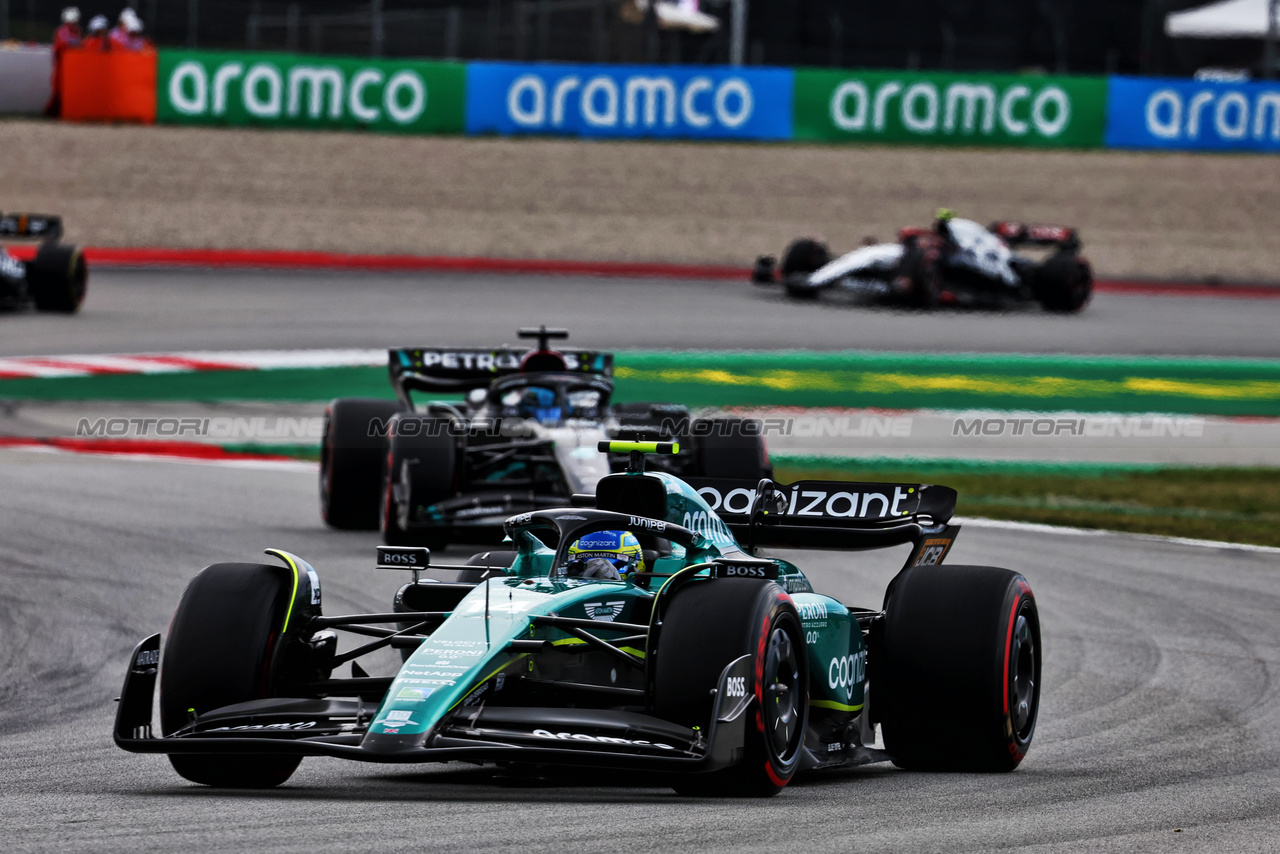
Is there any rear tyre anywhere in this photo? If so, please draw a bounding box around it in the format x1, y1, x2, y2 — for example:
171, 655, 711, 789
1035, 251, 1092, 313
655, 579, 807, 797
380, 415, 457, 548
159, 563, 303, 788
321, 398, 401, 530
694, 417, 771, 480
878, 564, 1041, 772
28, 244, 87, 313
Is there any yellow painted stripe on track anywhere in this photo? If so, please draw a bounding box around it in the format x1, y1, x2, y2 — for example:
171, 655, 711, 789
614, 367, 1280, 402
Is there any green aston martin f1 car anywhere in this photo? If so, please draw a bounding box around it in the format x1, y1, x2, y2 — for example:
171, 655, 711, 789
114, 442, 1041, 797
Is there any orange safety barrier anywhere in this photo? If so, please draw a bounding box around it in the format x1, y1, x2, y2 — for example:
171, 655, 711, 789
60, 48, 157, 123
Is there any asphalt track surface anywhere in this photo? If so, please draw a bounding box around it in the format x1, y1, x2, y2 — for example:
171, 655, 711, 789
3, 268, 1280, 357
2, 449, 1278, 853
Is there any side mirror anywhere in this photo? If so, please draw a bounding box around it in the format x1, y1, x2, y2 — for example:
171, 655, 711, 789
745, 479, 787, 551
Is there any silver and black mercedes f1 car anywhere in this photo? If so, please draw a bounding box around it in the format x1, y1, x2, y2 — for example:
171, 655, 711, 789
753, 212, 1091, 312
115, 443, 1041, 796
0, 212, 87, 313
320, 328, 771, 548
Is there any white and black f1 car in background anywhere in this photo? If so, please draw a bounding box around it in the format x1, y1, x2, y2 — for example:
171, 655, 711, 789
0, 213, 88, 313
753, 212, 1092, 312
320, 328, 772, 548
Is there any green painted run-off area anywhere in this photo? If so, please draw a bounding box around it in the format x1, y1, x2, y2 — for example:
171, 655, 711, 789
2, 350, 1279, 416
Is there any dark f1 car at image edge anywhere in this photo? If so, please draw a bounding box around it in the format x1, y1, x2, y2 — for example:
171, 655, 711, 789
320, 327, 772, 549
0, 213, 88, 313
753, 212, 1092, 312
114, 443, 1042, 797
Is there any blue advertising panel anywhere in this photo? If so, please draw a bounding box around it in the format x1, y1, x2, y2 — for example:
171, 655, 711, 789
465, 62, 792, 140
1106, 76, 1280, 152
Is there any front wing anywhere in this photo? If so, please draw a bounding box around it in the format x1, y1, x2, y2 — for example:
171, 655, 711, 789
114, 634, 754, 773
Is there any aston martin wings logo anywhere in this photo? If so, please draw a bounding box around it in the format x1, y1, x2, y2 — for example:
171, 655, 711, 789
584, 601, 625, 622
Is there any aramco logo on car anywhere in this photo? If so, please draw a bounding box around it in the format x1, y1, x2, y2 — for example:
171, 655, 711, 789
465, 62, 792, 140
156, 50, 466, 133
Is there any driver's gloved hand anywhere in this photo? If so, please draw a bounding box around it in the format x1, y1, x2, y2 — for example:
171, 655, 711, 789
566, 558, 622, 580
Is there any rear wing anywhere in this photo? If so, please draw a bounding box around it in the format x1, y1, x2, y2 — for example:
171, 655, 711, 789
388, 347, 613, 396
685, 477, 957, 552
989, 221, 1080, 251
0, 213, 63, 242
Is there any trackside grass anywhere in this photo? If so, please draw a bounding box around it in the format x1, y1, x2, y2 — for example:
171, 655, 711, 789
773, 459, 1280, 548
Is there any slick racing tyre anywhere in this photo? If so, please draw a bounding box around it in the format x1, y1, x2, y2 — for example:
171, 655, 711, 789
878, 564, 1041, 772
380, 414, 456, 548
780, 238, 830, 299
321, 398, 402, 530
655, 579, 807, 797
1034, 251, 1093, 313
694, 417, 771, 481
159, 563, 309, 788
27, 244, 87, 313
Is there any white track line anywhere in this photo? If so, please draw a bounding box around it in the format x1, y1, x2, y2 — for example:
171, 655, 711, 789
956, 515, 1280, 555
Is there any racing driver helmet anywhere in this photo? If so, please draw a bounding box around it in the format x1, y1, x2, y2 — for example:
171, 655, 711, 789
564, 530, 646, 580
515, 385, 561, 423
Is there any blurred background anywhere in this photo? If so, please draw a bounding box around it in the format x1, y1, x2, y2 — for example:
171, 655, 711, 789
4, 0, 1278, 76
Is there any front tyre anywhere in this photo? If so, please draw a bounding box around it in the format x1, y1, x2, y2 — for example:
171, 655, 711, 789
159, 563, 305, 787
655, 579, 807, 797
878, 564, 1041, 772
899, 246, 941, 309
779, 238, 830, 300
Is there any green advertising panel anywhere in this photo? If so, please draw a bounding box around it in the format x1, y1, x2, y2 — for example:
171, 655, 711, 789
157, 50, 465, 134
794, 68, 1107, 148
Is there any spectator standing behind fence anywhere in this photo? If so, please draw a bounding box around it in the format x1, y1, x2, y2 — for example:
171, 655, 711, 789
109, 8, 150, 51
45, 7, 83, 117
82, 15, 110, 51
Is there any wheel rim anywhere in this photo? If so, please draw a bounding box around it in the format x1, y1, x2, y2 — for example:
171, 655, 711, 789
1010, 611, 1038, 741
763, 625, 803, 757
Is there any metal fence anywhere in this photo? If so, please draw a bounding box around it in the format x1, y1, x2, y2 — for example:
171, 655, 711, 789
5, 0, 1264, 77
237, 1, 749, 65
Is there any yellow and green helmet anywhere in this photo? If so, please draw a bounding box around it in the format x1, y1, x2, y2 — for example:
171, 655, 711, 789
566, 530, 646, 579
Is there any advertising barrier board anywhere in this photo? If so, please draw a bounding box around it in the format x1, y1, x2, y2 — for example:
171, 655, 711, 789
465, 61, 792, 140
1105, 76, 1280, 152
156, 50, 465, 134
793, 68, 1107, 148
